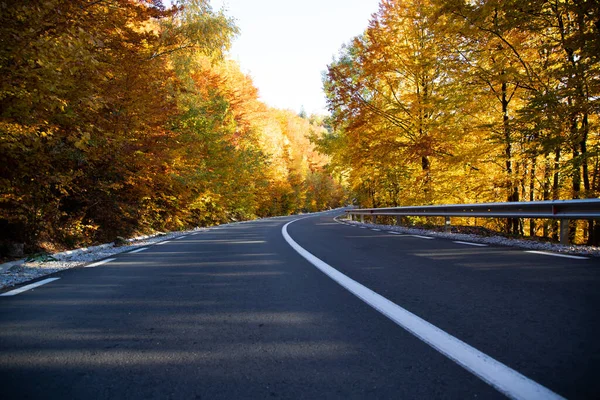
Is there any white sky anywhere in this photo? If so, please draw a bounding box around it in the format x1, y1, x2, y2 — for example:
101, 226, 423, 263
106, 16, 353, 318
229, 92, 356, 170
209, 0, 381, 115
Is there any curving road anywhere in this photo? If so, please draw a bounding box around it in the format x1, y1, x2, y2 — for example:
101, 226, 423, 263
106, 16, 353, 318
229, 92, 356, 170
1, 210, 599, 399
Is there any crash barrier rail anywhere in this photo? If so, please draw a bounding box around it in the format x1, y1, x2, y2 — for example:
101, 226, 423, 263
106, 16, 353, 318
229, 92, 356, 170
345, 199, 600, 245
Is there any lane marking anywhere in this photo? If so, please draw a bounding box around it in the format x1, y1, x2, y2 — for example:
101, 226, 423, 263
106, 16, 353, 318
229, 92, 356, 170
525, 251, 588, 260
453, 241, 489, 247
387, 231, 403, 235
282, 219, 564, 400
129, 247, 148, 254
409, 235, 434, 240
156, 240, 171, 245
175, 236, 187, 240
0, 278, 61, 297
85, 258, 116, 268
371, 229, 381, 232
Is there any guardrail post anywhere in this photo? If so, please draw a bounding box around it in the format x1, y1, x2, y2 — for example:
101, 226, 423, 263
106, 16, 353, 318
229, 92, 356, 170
372, 215, 377, 224
396, 216, 401, 226
360, 215, 364, 223
445, 216, 451, 232
560, 219, 570, 245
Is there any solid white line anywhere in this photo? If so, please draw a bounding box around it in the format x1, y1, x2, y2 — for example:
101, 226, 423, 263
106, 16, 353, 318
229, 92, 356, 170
371, 229, 381, 232
156, 240, 171, 245
175, 236, 187, 240
282, 219, 564, 400
129, 247, 148, 254
0, 278, 61, 297
85, 258, 116, 268
453, 241, 489, 247
525, 251, 588, 260
409, 235, 434, 240
387, 231, 403, 235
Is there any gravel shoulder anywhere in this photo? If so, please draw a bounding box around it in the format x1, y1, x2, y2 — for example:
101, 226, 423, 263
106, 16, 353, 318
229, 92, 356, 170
0, 229, 206, 291
336, 217, 600, 258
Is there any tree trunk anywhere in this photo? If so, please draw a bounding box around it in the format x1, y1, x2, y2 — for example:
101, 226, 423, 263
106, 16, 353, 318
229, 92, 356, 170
570, 117, 580, 242
542, 154, 551, 238
529, 155, 537, 237
502, 80, 519, 234
421, 155, 431, 204
552, 148, 560, 240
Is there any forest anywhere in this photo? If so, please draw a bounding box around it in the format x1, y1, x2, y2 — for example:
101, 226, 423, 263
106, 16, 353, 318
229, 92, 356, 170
0, 0, 345, 256
318, 0, 600, 243
1, 0, 599, 256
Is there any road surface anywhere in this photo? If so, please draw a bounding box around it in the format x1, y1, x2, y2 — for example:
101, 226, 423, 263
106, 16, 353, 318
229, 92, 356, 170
1, 211, 599, 399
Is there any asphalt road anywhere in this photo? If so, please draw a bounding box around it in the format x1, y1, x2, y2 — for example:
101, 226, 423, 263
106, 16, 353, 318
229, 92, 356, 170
1, 210, 599, 399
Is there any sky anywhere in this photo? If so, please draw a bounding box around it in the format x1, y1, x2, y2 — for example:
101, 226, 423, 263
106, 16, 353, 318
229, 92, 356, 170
208, 0, 381, 115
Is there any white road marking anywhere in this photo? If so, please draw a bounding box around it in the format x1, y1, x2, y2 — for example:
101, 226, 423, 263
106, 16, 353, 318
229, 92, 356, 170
156, 240, 170, 245
371, 229, 381, 232
359, 227, 368, 229
453, 241, 489, 247
85, 258, 116, 268
175, 236, 187, 240
129, 247, 148, 254
282, 219, 564, 400
0, 278, 61, 297
387, 231, 403, 235
409, 235, 434, 240
525, 251, 588, 260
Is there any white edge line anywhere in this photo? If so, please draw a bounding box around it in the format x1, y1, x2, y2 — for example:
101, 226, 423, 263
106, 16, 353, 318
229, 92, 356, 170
129, 247, 148, 254
85, 258, 116, 268
387, 231, 403, 235
371, 229, 382, 231
282, 218, 564, 400
409, 235, 434, 240
1, 278, 61, 297
156, 240, 171, 245
525, 250, 588, 260
175, 236, 187, 240
453, 241, 489, 247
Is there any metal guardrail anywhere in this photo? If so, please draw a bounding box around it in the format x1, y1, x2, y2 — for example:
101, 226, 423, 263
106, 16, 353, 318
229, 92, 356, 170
345, 199, 600, 244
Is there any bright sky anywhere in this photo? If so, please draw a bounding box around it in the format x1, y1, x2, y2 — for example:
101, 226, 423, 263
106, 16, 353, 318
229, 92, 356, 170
209, 0, 381, 115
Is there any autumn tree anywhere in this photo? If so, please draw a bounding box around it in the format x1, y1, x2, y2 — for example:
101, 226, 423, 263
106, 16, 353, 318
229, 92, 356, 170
324, 0, 485, 207
0, 0, 180, 247
320, 0, 599, 242
443, 0, 600, 239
